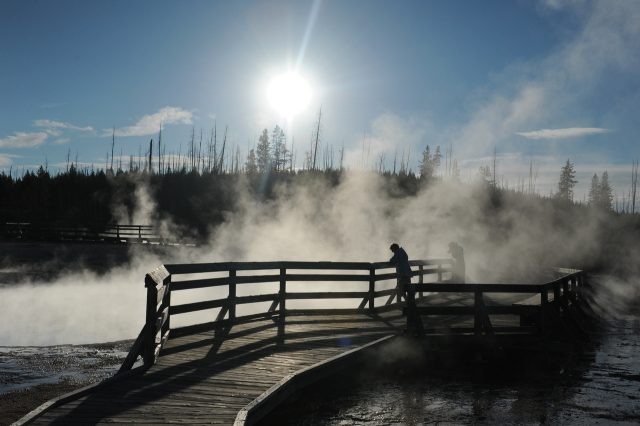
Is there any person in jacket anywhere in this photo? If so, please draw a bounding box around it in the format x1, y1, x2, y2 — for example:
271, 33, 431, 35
389, 243, 423, 336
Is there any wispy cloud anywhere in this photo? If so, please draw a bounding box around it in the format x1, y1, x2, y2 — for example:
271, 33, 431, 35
52, 137, 71, 145
449, 2, 640, 157
0, 153, 20, 167
0, 132, 48, 148
516, 127, 610, 140
106, 106, 193, 137
34, 119, 94, 136
347, 111, 433, 169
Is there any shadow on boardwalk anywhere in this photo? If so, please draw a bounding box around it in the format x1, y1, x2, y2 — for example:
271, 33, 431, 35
35, 313, 402, 425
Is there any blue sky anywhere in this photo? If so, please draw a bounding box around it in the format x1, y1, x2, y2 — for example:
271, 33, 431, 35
1, 0, 639, 198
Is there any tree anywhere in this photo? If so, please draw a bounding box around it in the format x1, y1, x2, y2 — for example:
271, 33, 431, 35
271, 125, 287, 171
599, 171, 613, 210
588, 173, 600, 206
479, 165, 492, 183
245, 148, 258, 175
557, 159, 577, 201
419, 146, 434, 179
419, 144, 442, 180
433, 146, 442, 171
451, 159, 460, 181
256, 129, 271, 173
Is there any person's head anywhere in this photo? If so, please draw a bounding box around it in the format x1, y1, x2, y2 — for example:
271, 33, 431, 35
389, 243, 400, 252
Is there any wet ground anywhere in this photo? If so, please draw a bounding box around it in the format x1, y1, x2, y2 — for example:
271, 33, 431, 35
262, 315, 640, 425
0, 341, 132, 425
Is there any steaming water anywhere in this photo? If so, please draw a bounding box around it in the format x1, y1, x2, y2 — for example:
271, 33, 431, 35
264, 316, 640, 425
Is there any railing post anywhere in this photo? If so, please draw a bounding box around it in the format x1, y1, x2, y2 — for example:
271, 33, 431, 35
368, 267, 375, 312
554, 282, 561, 312
164, 277, 172, 332
116, 224, 120, 240
229, 269, 236, 321
474, 288, 482, 336
437, 262, 443, 282
418, 264, 424, 298
143, 276, 158, 366
279, 267, 286, 340
540, 288, 549, 331
138, 225, 142, 241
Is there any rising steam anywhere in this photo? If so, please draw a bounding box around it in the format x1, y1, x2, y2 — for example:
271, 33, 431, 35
1, 171, 638, 345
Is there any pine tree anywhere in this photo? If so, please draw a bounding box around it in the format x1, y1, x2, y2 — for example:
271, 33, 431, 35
256, 129, 271, 173
271, 125, 287, 171
557, 159, 578, 201
599, 171, 613, 210
479, 165, 492, 183
588, 173, 600, 206
245, 149, 258, 175
419, 145, 443, 180
419, 145, 433, 179
433, 146, 442, 171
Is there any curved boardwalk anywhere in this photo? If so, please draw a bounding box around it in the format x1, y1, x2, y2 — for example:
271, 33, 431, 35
31, 312, 403, 425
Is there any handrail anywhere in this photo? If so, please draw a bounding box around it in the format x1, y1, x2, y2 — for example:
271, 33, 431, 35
120, 259, 585, 373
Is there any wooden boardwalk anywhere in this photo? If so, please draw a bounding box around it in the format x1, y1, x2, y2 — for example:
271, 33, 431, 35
19, 260, 591, 425
30, 312, 404, 425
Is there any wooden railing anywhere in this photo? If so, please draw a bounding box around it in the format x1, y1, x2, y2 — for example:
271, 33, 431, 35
2, 222, 159, 243
119, 261, 587, 373
412, 268, 587, 336
119, 259, 453, 371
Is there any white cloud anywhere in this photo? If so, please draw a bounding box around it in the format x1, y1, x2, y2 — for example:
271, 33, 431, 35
0, 132, 48, 148
107, 106, 193, 137
0, 153, 20, 166
516, 127, 610, 140
34, 119, 94, 135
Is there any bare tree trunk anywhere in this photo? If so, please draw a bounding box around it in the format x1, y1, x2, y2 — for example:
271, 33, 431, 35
312, 107, 321, 170
148, 139, 153, 174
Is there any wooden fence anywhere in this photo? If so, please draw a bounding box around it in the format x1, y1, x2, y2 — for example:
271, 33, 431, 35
119, 260, 587, 372
119, 259, 452, 371
2, 222, 159, 243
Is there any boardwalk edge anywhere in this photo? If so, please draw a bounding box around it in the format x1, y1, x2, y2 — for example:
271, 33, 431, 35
234, 334, 397, 426
11, 365, 147, 426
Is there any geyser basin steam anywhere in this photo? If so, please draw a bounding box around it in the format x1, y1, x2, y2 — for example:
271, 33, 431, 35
2, 171, 638, 345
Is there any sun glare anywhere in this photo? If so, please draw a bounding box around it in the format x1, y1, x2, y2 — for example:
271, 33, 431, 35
267, 72, 312, 118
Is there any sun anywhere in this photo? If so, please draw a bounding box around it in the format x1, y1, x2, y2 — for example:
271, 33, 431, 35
267, 72, 312, 118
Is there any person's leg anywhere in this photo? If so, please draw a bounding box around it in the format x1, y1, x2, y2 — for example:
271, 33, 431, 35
403, 277, 424, 336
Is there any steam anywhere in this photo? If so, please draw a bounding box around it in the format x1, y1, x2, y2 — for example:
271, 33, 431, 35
2, 170, 638, 346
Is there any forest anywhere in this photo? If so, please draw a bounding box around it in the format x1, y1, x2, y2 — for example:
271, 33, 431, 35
1, 126, 639, 279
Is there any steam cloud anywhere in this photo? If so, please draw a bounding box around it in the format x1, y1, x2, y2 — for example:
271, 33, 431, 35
3, 170, 637, 346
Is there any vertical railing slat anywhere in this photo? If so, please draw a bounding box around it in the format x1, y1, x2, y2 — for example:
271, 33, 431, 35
368, 267, 375, 311
278, 268, 286, 341
229, 269, 236, 320
474, 288, 482, 336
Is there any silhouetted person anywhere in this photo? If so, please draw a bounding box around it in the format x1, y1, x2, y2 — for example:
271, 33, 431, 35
448, 242, 465, 283
389, 243, 423, 336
